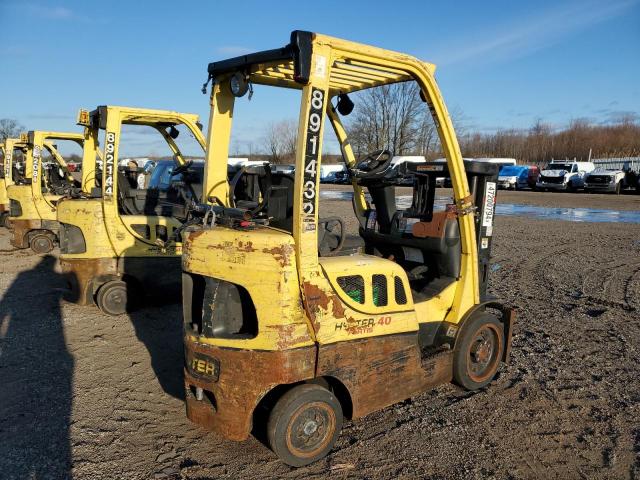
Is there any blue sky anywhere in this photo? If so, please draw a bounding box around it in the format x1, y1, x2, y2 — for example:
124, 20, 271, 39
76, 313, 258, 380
1, 0, 638, 156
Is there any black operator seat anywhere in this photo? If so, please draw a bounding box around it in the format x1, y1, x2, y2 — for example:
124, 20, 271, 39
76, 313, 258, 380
228, 164, 295, 231
117, 166, 148, 215
357, 161, 462, 295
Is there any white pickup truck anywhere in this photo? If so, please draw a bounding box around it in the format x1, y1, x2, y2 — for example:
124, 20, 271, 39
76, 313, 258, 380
584, 169, 626, 194
536, 161, 595, 192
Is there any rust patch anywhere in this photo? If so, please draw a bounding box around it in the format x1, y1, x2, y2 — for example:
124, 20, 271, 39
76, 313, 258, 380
10, 219, 44, 248
302, 281, 331, 332
331, 295, 346, 318
267, 323, 296, 350
302, 281, 331, 310
60, 257, 118, 305
262, 244, 294, 268
236, 240, 256, 253
317, 333, 453, 419
186, 228, 205, 241
183, 340, 315, 441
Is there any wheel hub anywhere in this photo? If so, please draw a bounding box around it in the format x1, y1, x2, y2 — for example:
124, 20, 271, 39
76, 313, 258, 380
290, 405, 330, 452
303, 419, 318, 435
466, 324, 501, 382
472, 339, 493, 364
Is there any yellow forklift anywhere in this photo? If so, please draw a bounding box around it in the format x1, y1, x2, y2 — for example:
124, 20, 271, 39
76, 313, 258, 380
181, 31, 515, 466
1, 136, 29, 227
57, 106, 208, 315
6, 131, 85, 252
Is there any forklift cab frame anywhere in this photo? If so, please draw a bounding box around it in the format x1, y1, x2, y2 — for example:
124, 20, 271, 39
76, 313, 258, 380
57, 106, 208, 315
7, 130, 85, 252
0, 137, 29, 227
182, 31, 515, 466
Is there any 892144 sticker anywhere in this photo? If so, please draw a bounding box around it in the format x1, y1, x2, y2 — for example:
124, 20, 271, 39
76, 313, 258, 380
104, 131, 116, 197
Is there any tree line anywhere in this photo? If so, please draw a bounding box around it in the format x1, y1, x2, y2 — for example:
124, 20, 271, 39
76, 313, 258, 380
261, 84, 639, 166
4, 94, 639, 168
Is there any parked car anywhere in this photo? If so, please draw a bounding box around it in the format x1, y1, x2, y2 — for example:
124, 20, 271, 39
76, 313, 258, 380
497, 165, 539, 190
584, 169, 626, 194
536, 161, 595, 191
148, 159, 204, 194
320, 164, 347, 183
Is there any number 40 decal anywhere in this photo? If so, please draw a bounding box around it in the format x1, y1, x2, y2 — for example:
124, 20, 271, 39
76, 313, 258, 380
302, 88, 325, 215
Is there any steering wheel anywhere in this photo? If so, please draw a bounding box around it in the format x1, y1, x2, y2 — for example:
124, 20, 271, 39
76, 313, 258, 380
171, 160, 193, 177
351, 149, 394, 180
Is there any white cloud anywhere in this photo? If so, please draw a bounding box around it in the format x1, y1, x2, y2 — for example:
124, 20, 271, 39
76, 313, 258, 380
215, 46, 254, 56
431, 0, 639, 66
21, 3, 91, 22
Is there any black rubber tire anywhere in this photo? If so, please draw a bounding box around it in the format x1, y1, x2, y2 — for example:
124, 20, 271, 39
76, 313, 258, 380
0, 212, 7, 228
96, 279, 129, 316
453, 313, 504, 391
267, 384, 343, 467
29, 232, 55, 254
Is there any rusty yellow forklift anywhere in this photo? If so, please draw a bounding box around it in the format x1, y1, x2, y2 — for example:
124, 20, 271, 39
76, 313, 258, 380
0, 141, 9, 226
6, 130, 87, 252
181, 31, 515, 466
1, 136, 29, 227
56, 106, 209, 315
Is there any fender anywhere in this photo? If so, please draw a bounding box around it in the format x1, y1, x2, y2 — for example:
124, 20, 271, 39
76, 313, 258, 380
435, 298, 516, 363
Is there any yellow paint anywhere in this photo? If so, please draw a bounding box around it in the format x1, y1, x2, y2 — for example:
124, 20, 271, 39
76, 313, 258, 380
185, 31, 481, 353
58, 106, 205, 270
0, 139, 27, 210
6, 131, 84, 226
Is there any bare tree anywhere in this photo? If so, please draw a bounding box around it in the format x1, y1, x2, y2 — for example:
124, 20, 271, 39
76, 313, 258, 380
346, 82, 428, 157
263, 119, 298, 164
0, 119, 25, 142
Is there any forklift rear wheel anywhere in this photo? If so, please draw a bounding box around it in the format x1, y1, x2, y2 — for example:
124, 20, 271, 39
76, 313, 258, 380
267, 384, 343, 467
0, 213, 7, 228
96, 280, 129, 316
30, 232, 55, 254
453, 313, 504, 390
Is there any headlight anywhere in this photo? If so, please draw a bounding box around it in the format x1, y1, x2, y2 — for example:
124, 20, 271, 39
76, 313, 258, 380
9, 199, 22, 217
59, 223, 86, 254
229, 72, 249, 97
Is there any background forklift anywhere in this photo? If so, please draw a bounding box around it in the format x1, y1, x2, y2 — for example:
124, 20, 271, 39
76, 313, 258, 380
181, 31, 515, 466
6, 131, 84, 252
0, 136, 29, 227
57, 106, 208, 315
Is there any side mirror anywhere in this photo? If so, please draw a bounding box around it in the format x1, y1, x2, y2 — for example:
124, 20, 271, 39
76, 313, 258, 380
168, 126, 180, 139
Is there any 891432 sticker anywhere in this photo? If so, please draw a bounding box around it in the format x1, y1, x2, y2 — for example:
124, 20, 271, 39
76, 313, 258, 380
302, 87, 325, 217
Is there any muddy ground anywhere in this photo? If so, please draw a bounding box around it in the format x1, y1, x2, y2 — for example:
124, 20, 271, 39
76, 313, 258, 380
0, 188, 639, 480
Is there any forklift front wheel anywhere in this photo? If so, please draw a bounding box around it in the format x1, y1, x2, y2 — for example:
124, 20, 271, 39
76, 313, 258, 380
29, 232, 56, 254
267, 384, 343, 467
96, 280, 129, 316
453, 313, 504, 391
0, 212, 7, 228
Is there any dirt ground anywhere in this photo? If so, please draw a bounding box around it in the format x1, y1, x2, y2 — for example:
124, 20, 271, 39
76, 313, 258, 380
0, 188, 639, 480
